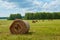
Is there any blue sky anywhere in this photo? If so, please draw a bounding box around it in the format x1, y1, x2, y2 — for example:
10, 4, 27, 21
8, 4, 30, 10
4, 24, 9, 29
0, 0, 60, 17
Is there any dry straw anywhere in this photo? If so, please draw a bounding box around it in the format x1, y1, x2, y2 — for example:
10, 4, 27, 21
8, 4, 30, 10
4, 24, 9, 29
10, 19, 30, 34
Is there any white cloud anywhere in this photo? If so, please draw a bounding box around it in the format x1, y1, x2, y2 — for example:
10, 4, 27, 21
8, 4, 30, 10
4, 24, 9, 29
42, 0, 60, 10
0, 13, 10, 17
0, 0, 17, 9
0, 0, 60, 17
32, 0, 44, 8
42, 2, 48, 8
32, 0, 41, 6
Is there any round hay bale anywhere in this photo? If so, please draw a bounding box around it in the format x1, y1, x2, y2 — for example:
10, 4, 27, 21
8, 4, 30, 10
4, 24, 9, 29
10, 19, 30, 34
32, 20, 36, 23
36, 20, 38, 22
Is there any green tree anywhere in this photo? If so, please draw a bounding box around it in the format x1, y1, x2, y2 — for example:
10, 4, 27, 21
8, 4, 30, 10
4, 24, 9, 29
8, 13, 22, 20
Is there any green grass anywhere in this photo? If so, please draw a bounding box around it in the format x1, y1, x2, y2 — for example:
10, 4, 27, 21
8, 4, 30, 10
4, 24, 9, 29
0, 20, 60, 40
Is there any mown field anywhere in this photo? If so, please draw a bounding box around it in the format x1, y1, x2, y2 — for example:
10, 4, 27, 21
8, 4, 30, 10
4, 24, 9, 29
0, 20, 60, 40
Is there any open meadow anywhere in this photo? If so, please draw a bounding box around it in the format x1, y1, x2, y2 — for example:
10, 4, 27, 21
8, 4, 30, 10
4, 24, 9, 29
0, 20, 60, 40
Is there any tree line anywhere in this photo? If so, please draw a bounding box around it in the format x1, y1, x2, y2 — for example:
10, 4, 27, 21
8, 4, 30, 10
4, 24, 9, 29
8, 14, 22, 20
24, 12, 60, 20
8, 12, 60, 20
0, 17, 8, 19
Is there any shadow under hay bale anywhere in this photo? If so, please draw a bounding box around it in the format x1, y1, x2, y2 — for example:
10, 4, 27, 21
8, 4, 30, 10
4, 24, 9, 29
22, 32, 34, 35
10, 19, 30, 34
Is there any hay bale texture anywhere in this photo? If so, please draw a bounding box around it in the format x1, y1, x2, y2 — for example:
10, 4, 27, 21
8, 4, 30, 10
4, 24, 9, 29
10, 19, 30, 34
